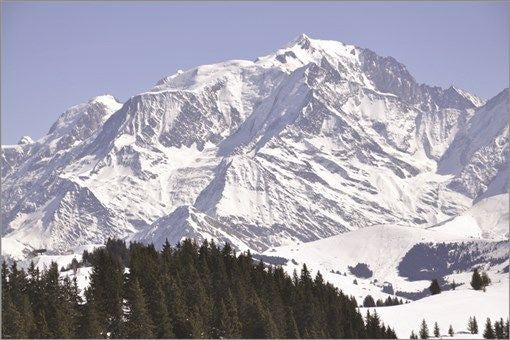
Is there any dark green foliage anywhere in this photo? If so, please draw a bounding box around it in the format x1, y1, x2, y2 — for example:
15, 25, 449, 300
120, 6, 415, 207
373, 296, 404, 307
77, 288, 102, 338
429, 279, 441, 295
484, 318, 495, 339
433, 322, 440, 337
363, 295, 376, 307
125, 278, 156, 338
471, 268, 483, 290
481, 271, 491, 288
2, 238, 397, 339
419, 319, 429, 339
494, 318, 504, 339
469, 316, 479, 334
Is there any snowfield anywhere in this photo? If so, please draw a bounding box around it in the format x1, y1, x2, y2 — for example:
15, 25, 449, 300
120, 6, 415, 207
364, 277, 509, 339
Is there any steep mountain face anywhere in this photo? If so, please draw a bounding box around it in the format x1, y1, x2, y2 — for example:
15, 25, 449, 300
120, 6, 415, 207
439, 88, 509, 201
1, 35, 507, 258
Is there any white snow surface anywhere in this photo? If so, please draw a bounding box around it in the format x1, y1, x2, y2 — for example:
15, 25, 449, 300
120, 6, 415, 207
364, 277, 509, 339
429, 194, 509, 239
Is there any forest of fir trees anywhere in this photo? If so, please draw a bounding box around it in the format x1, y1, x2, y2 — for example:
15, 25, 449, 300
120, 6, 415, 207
2, 238, 397, 339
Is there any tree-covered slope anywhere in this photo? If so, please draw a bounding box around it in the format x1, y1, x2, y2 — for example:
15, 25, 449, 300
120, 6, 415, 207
1, 238, 396, 339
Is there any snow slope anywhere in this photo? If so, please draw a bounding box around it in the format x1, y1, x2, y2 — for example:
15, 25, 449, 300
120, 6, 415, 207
365, 277, 509, 339
1, 34, 508, 258
264, 224, 509, 293
429, 194, 509, 239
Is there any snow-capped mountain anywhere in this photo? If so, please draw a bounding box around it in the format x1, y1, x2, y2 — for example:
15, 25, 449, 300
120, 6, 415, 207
1, 34, 508, 258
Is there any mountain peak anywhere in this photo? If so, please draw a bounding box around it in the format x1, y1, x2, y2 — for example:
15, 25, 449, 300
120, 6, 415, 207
18, 135, 34, 145
447, 86, 486, 107
89, 94, 122, 108
286, 33, 312, 48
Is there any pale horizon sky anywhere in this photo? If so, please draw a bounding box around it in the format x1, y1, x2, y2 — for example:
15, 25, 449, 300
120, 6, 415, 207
2, 1, 509, 144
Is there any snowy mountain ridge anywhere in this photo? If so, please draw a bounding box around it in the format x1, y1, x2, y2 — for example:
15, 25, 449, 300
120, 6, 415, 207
1, 34, 508, 259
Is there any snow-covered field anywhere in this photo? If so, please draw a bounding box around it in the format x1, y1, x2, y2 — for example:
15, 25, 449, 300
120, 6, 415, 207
364, 277, 509, 339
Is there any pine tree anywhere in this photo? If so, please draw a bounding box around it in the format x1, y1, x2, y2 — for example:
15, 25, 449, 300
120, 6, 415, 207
471, 268, 483, 290
473, 316, 479, 334
429, 279, 441, 295
5, 238, 398, 340
125, 278, 155, 338
419, 319, 429, 339
363, 295, 376, 307
494, 318, 504, 339
89, 249, 125, 337
433, 322, 440, 337
410, 330, 418, 339
20, 294, 36, 338
284, 307, 300, 339
78, 288, 102, 338
448, 324, 454, 337
2, 291, 25, 338
484, 318, 495, 339
224, 290, 242, 338
151, 283, 174, 338
36, 310, 53, 338
481, 272, 491, 288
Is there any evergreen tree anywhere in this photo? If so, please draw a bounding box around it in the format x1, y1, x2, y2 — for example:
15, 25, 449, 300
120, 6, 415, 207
471, 268, 483, 290
494, 318, 504, 339
151, 283, 174, 338
410, 330, 418, 339
481, 272, 491, 288
89, 249, 125, 337
419, 319, 429, 339
2, 291, 26, 338
363, 295, 376, 307
78, 289, 102, 338
448, 324, 454, 337
20, 294, 36, 338
125, 278, 155, 338
484, 318, 495, 339
473, 316, 479, 334
433, 322, 440, 337
429, 279, 441, 295
284, 307, 300, 339
36, 310, 52, 338
3, 238, 398, 340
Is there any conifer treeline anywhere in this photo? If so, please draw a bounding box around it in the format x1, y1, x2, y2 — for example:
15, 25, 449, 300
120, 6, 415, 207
2, 238, 397, 339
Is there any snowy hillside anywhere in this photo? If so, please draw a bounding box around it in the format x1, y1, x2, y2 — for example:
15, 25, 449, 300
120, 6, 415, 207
429, 194, 509, 239
263, 224, 508, 294
365, 277, 509, 339
1, 34, 508, 259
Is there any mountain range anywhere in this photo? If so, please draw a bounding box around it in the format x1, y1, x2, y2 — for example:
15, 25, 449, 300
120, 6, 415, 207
2, 34, 508, 259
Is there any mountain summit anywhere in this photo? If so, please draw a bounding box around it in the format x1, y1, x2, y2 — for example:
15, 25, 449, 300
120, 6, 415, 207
1, 35, 508, 258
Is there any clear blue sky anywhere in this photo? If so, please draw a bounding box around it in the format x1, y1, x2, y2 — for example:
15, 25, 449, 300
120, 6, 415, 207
2, 1, 508, 144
